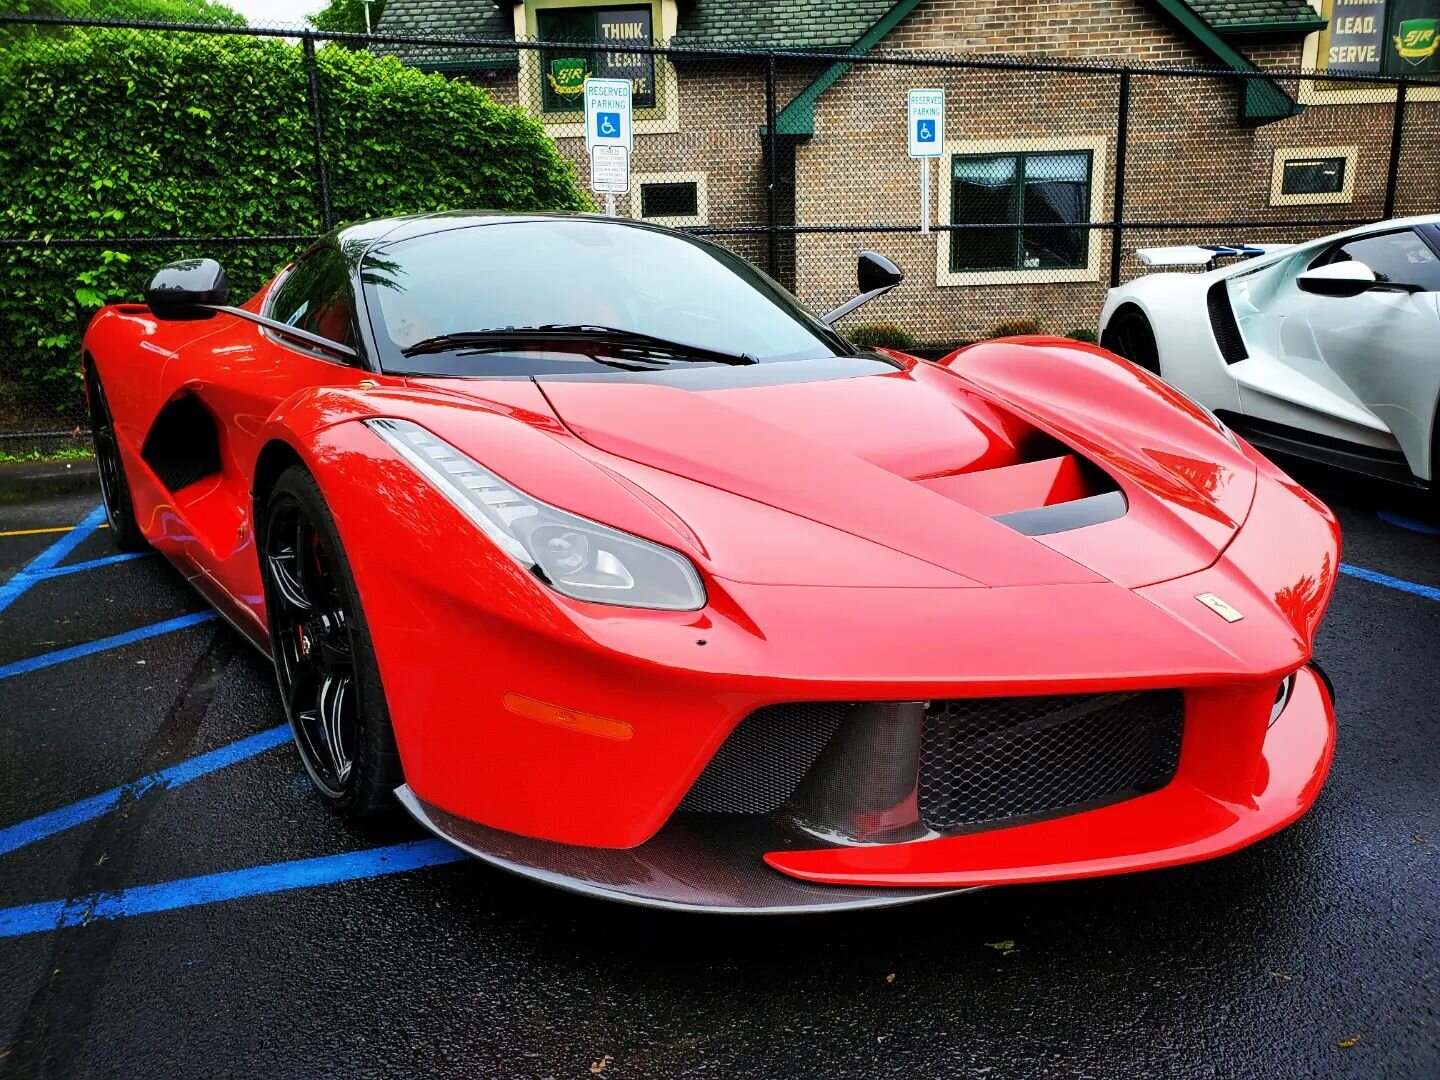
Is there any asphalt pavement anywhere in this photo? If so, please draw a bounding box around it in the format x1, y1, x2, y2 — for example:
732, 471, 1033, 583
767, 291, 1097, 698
0, 466, 1437, 1079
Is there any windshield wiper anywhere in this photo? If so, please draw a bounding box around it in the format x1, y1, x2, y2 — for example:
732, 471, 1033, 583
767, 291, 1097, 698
400, 324, 757, 366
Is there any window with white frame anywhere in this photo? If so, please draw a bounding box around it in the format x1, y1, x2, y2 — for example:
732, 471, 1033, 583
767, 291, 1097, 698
537, 5, 656, 113
936, 137, 1107, 287
518, 0, 681, 137
1270, 146, 1358, 205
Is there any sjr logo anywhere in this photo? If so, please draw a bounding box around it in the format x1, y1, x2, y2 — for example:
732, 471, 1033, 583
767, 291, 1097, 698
1394, 19, 1438, 65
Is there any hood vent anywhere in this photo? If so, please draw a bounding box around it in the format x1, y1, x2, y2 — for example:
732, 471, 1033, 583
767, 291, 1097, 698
916, 436, 1125, 536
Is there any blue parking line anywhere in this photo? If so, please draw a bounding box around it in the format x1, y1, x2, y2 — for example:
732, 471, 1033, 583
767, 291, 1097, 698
31, 551, 152, 580
0, 504, 106, 613
0, 725, 290, 857
0, 610, 218, 681
1339, 563, 1440, 603
1377, 510, 1440, 537
0, 840, 467, 940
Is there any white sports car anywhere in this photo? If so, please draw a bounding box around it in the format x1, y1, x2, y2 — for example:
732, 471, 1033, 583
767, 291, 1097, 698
1099, 215, 1440, 487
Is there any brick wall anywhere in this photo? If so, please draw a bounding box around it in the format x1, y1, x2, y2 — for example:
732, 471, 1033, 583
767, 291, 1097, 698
791, 0, 1434, 343
463, 62, 821, 270
451, 0, 1436, 344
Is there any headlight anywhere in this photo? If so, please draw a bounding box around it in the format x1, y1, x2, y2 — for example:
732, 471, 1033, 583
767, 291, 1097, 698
365, 418, 706, 611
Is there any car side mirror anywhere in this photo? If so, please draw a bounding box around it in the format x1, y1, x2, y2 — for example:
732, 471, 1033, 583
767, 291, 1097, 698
857, 251, 903, 294
145, 258, 230, 320
820, 251, 904, 325
1296, 261, 1377, 298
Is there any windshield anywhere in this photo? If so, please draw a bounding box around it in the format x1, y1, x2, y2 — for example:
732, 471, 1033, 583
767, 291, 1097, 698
361, 218, 854, 375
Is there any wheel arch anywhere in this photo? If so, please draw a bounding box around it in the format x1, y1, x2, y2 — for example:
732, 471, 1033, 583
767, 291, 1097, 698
1100, 301, 1151, 344
252, 438, 309, 523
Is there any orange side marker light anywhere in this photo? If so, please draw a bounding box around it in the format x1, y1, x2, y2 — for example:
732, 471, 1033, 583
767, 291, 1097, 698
503, 693, 634, 741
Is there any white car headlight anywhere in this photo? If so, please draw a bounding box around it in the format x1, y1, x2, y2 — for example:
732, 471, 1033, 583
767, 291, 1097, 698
365, 418, 706, 611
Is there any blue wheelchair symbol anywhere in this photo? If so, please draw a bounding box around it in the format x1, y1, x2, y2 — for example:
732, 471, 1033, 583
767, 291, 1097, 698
916, 118, 936, 144
596, 111, 621, 139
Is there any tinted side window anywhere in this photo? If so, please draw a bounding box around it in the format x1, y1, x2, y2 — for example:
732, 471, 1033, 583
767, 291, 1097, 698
266, 247, 357, 352
1314, 230, 1440, 292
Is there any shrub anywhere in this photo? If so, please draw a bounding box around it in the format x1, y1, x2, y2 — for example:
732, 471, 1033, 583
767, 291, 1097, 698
847, 322, 918, 351
987, 317, 1043, 338
1066, 327, 1098, 344
0, 29, 590, 415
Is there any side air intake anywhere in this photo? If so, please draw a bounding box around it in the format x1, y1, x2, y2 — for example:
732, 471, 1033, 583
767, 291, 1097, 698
1206, 281, 1248, 364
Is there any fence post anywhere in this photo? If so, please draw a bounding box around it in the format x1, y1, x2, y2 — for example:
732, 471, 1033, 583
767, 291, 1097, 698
1109, 69, 1131, 289
765, 53, 778, 278
1383, 78, 1408, 221
302, 33, 335, 232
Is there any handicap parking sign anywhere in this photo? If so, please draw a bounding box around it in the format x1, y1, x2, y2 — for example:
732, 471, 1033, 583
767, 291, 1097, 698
584, 79, 633, 152
906, 88, 944, 158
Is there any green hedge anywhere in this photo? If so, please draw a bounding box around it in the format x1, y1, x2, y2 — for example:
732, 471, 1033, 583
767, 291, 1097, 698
0, 28, 590, 417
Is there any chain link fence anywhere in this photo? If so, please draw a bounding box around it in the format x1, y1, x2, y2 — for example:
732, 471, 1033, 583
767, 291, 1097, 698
1, 13, 1436, 451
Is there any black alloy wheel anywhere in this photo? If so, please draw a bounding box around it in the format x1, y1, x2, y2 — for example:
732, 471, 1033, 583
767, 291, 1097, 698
85, 363, 147, 551
262, 466, 400, 818
1102, 310, 1162, 376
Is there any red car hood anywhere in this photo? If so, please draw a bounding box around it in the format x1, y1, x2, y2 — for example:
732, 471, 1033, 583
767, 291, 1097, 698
522, 361, 1255, 590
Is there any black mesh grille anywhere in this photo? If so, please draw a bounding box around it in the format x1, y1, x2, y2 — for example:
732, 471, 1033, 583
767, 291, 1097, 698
678, 703, 851, 814
1206, 281, 1248, 364
917, 691, 1185, 831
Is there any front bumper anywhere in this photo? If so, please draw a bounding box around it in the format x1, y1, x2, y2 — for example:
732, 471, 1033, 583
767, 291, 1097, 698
308, 419, 1339, 909
396, 665, 1333, 911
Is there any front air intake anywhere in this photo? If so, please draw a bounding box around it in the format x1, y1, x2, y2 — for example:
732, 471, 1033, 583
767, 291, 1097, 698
678, 692, 1185, 835
917, 691, 1184, 830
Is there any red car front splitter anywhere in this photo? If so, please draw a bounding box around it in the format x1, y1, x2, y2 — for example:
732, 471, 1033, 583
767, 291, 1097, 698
397, 665, 1333, 912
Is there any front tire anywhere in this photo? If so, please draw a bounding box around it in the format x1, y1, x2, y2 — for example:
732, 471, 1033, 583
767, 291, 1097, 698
261, 465, 401, 820
86, 363, 147, 552
1102, 308, 1161, 377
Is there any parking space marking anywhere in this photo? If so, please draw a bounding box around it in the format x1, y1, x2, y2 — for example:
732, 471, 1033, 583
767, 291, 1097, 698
30, 551, 152, 580
0, 840, 467, 940
1377, 510, 1440, 537
1339, 563, 1440, 604
0, 611, 218, 681
0, 504, 106, 613
0, 725, 289, 857
0, 523, 109, 539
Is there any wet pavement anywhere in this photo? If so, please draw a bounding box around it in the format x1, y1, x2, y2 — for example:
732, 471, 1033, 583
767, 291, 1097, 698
1, 468, 1437, 1079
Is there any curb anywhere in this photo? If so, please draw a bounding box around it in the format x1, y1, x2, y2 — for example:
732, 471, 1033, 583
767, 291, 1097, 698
0, 459, 100, 502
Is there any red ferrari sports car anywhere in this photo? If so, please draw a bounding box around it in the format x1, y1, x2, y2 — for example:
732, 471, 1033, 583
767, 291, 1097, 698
82, 212, 1339, 912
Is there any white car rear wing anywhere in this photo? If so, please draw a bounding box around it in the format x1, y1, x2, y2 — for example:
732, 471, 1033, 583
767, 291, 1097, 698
1135, 243, 1292, 268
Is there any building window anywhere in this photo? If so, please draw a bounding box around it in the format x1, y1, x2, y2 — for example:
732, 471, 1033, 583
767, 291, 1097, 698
1270, 146, 1358, 205
537, 5, 656, 113
640, 181, 697, 218
1313, 0, 1438, 78
1282, 156, 1346, 194
950, 151, 1093, 273
630, 171, 707, 226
